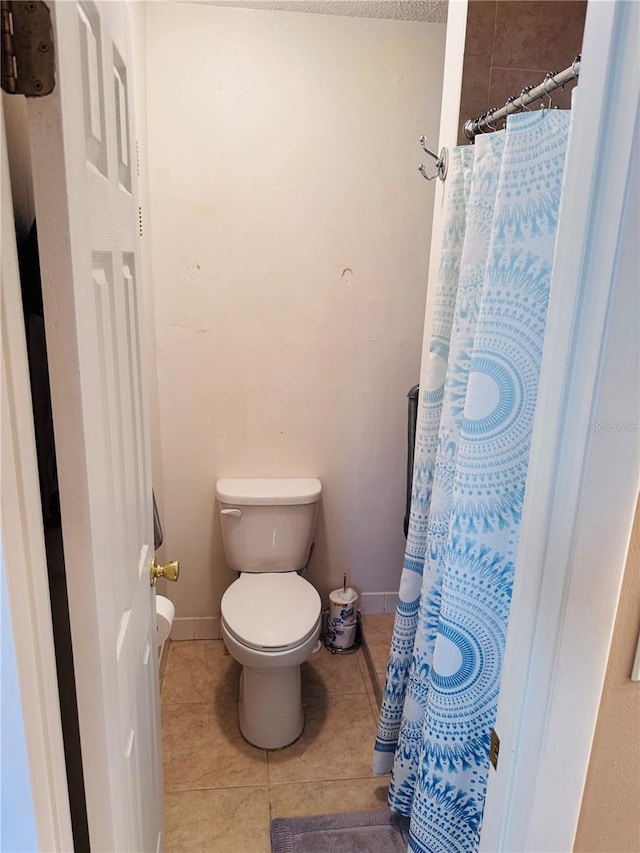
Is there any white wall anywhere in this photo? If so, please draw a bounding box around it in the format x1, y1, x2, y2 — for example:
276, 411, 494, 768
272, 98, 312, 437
145, 2, 445, 622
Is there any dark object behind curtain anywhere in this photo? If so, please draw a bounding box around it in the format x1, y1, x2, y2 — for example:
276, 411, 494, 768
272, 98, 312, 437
404, 385, 420, 538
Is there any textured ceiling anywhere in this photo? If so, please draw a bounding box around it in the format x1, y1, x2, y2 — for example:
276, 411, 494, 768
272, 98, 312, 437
181, 0, 448, 24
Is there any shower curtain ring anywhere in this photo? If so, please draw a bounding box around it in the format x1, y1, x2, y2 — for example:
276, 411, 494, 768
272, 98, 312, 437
485, 108, 500, 131
477, 112, 488, 133
572, 53, 581, 78
520, 85, 534, 110
542, 73, 557, 110
501, 95, 517, 128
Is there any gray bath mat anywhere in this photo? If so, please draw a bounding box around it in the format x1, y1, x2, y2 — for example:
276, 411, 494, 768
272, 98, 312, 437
270, 808, 410, 852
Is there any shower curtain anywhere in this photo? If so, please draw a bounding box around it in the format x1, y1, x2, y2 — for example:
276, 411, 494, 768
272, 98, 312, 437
373, 110, 572, 853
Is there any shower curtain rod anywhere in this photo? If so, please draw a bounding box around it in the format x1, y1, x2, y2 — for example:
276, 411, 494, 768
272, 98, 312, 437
463, 55, 581, 141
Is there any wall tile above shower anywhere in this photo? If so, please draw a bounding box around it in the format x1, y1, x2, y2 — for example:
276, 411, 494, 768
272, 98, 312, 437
458, 0, 587, 144
491, 1, 588, 71
463, 0, 496, 56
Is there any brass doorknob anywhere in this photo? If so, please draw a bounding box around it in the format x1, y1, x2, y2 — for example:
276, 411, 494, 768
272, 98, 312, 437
150, 558, 180, 587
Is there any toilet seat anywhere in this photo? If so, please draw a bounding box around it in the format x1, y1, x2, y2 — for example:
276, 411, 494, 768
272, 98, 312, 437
221, 572, 321, 652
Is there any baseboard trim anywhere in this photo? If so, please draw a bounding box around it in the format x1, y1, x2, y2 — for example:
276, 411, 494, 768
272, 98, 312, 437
359, 592, 399, 614
167, 602, 396, 639
170, 617, 220, 641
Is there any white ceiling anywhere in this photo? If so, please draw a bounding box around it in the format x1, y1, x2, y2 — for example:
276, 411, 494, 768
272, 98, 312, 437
181, 0, 448, 24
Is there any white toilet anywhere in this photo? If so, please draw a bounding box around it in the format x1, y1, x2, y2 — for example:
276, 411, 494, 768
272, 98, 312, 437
217, 477, 322, 749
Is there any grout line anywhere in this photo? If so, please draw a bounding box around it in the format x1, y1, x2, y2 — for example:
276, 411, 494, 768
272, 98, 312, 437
367, 690, 380, 719
267, 774, 273, 826
165, 773, 390, 796
487, 0, 499, 111
491, 0, 498, 68
164, 777, 270, 795
491, 65, 561, 76
266, 740, 275, 824
269, 772, 389, 789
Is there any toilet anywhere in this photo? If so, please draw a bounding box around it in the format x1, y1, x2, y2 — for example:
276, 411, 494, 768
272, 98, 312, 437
217, 477, 322, 749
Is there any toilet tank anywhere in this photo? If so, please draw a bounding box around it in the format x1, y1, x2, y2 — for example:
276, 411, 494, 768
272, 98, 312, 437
216, 478, 322, 572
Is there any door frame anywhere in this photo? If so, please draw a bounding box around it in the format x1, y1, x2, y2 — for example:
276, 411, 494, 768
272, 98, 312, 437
1, 102, 74, 853
3, 0, 637, 850
417, 0, 468, 385
480, 1, 639, 849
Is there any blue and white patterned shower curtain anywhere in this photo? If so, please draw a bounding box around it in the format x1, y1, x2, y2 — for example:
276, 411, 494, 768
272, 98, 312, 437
373, 110, 572, 853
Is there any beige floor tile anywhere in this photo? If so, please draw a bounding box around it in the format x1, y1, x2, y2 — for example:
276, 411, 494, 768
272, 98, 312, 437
361, 614, 395, 673
267, 694, 377, 785
270, 777, 390, 818
161, 639, 239, 705
164, 786, 270, 853
162, 701, 267, 792
162, 637, 394, 843
301, 646, 366, 696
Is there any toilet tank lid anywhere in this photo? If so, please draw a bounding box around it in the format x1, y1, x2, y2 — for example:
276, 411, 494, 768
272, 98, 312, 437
216, 478, 322, 506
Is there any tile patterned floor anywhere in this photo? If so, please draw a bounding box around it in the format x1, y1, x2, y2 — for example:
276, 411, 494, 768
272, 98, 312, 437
161, 634, 391, 852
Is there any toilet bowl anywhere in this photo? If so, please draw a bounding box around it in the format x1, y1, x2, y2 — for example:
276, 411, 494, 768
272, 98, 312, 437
216, 478, 322, 749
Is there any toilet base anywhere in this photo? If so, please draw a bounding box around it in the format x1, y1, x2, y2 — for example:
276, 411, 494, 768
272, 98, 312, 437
221, 614, 321, 750
238, 665, 304, 750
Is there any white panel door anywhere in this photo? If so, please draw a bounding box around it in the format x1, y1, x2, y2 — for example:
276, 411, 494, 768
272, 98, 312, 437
26, 2, 163, 850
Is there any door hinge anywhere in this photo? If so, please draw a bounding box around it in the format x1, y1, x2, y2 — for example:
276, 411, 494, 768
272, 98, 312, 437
490, 727, 500, 770
1, 1, 55, 96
